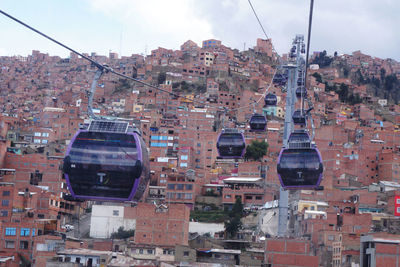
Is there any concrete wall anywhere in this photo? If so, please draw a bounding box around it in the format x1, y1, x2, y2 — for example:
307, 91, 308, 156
89, 205, 135, 238
189, 222, 224, 236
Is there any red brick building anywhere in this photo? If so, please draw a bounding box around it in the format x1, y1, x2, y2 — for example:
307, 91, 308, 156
361, 233, 400, 267
264, 238, 319, 267
134, 203, 190, 247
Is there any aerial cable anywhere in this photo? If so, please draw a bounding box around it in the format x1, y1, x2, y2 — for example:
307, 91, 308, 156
0, 9, 204, 106
247, 0, 281, 60
304, 0, 315, 139
229, 68, 277, 113
0, 10, 103, 70
304, 0, 314, 95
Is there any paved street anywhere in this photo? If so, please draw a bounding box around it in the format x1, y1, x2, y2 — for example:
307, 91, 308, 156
66, 213, 91, 238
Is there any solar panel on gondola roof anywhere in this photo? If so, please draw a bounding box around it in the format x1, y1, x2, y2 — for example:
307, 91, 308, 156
223, 128, 240, 133
88, 120, 129, 133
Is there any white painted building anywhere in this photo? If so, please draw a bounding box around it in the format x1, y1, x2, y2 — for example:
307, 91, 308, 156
89, 205, 136, 238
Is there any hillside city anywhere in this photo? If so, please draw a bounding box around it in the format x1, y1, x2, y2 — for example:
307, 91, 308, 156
0, 37, 400, 266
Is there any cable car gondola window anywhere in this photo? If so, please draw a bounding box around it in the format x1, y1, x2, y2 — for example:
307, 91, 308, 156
280, 150, 320, 169
69, 132, 137, 167
218, 134, 244, 146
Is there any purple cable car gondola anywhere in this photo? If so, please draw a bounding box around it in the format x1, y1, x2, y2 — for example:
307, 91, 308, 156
249, 113, 267, 131
264, 93, 277, 106
276, 131, 323, 189
63, 120, 150, 202
216, 128, 245, 159
292, 109, 307, 126
273, 74, 284, 85
297, 77, 304, 86
296, 87, 307, 98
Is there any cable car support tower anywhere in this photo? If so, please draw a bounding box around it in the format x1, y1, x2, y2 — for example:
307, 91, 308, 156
277, 0, 315, 237
278, 34, 305, 237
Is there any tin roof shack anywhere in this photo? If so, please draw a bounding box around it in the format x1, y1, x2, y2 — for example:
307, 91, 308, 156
239, 248, 264, 266
196, 248, 240, 265
174, 245, 197, 264
52, 248, 112, 267
127, 243, 175, 263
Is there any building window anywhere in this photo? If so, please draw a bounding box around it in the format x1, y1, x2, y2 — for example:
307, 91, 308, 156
5, 228, 16, 236
1, 210, 8, 217
30, 171, 43, 185
396, 198, 400, 205
113, 210, 119, 216
147, 249, 153, 254
184, 251, 189, 256
21, 228, 30, 236
3, 191, 10, 196
328, 235, 334, 241
180, 162, 188, 168
42, 132, 49, 137
180, 155, 188, 160
185, 184, 193, 190
5, 240, 14, 249
34, 132, 41, 137
139, 249, 143, 254
255, 196, 262, 200
185, 193, 192, 199
176, 184, 184, 190
2, 200, 9, 206
20, 241, 29, 249
225, 195, 231, 199
167, 184, 175, 190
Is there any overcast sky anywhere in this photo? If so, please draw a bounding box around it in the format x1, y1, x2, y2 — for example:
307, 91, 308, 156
0, 0, 399, 61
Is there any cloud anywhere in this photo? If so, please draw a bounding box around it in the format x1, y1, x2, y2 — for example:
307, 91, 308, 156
191, 0, 400, 60
1, 0, 399, 61
86, 0, 214, 53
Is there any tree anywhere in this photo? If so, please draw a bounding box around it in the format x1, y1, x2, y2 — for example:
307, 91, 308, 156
181, 81, 189, 91
225, 197, 244, 238
245, 140, 268, 161
230, 197, 244, 218
311, 50, 333, 67
225, 216, 242, 238
380, 68, 386, 82
337, 83, 349, 102
354, 69, 365, 85
312, 72, 323, 83
110, 226, 135, 239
